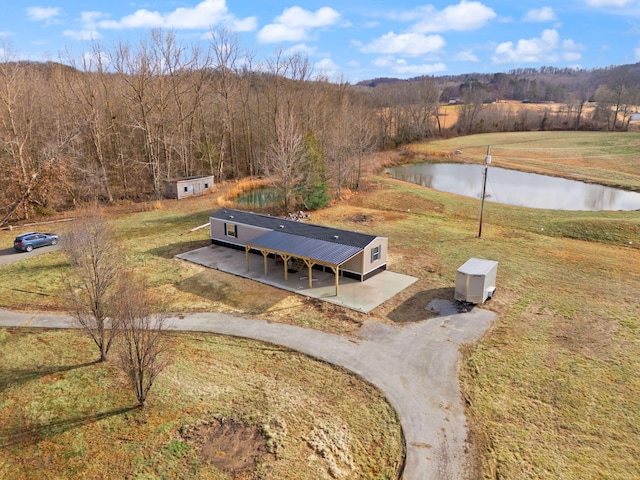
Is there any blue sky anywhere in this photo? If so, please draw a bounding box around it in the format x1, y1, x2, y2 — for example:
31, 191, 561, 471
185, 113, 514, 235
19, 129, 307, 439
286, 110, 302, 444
3, 1, 640, 82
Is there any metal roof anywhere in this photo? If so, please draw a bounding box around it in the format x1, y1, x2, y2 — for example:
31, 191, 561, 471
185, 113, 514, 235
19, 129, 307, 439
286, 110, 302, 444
457, 258, 498, 275
247, 231, 363, 266
212, 208, 379, 248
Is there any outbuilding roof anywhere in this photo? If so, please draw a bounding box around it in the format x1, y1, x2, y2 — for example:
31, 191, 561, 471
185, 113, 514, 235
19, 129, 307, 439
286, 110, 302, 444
212, 208, 379, 248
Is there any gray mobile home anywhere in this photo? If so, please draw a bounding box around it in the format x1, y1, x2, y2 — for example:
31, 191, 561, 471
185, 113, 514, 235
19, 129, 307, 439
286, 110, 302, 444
210, 208, 388, 286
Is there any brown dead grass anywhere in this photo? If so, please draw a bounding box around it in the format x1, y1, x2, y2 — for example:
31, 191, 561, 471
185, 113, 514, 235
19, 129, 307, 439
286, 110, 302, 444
0, 329, 404, 479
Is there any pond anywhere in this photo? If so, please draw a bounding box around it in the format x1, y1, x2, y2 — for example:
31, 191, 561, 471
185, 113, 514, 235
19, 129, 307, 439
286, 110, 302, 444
384, 163, 640, 211
235, 187, 281, 208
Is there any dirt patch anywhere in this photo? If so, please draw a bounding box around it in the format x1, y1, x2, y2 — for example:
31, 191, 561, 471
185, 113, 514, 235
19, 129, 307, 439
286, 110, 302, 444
262, 294, 366, 334
348, 213, 374, 223
181, 417, 275, 474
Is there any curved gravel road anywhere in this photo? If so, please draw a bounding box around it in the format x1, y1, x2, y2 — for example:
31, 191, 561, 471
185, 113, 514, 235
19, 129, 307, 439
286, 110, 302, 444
0, 302, 495, 479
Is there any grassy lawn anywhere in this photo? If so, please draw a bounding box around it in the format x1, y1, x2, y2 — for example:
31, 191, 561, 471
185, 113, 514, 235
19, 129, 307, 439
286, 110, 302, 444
1, 130, 640, 478
0, 328, 402, 479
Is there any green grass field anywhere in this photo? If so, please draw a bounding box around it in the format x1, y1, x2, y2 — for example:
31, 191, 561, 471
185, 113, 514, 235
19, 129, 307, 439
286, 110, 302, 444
1, 130, 640, 478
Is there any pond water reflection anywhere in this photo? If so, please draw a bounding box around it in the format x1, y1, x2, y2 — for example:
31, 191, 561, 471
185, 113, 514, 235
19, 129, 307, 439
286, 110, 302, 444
385, 163, 640, 211
236, 187, 281, 208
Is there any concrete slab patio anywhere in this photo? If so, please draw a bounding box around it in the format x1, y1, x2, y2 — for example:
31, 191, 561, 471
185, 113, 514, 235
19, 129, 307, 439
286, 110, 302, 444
176, 245, 418, 313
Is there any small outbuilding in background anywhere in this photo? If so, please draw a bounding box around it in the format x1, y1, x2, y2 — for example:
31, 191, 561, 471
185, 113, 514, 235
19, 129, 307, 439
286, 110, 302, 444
164, 175, 214, 200
454, 258, 498, 304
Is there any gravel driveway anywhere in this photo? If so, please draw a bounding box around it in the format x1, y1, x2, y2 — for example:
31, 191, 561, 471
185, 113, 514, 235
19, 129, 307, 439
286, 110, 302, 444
0, 300, 495, 479
0, 243, 62, 266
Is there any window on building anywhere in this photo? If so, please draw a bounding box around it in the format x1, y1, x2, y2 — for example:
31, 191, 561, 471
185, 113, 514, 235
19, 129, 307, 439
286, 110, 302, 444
371, 245, 381, 263
184, 186, 188, 192
225, 223, 237, 238
204, 183, 209, 189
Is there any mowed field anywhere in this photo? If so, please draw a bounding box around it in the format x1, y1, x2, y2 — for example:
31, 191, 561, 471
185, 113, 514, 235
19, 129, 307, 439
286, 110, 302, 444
1, 130, 640, 478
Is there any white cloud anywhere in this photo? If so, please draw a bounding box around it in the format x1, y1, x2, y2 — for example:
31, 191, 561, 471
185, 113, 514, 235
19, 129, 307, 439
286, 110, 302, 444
361, 32, 446, 56
284, 43, 318, 56
81, 11, 108, 24
635, 42, 640, 60
372, 56, 395, 68
258, 7, 340, 43
492, 29, 583, 63
314, 57, 339, 77
586, 0, 636, 6
87, 0, 256, 31
523, 7, 557, 22
454, 49, 479, 62
63, 29, 102, 41
276, 6, 340, 28
403, 1, 496, 33
258, 24, 306, 43
81, 51, 110, 69
562, 39, 585, 61
26, 6, 62, 23
229, 16, 258, 32
392, 61, 447, 75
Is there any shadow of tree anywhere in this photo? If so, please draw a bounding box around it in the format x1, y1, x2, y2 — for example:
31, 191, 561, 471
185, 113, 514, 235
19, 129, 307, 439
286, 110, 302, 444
0, 406, 137, 448
0, 361, 98, 391
387, 287, 456, 323
0, 286, 53, 297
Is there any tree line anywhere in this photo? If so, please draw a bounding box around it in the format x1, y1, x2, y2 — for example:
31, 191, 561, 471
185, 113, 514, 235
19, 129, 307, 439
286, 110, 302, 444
1, 29, 639, 225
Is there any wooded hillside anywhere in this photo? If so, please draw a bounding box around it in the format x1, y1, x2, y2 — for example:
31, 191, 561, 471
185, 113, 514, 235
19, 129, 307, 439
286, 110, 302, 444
1, 30, 639, 225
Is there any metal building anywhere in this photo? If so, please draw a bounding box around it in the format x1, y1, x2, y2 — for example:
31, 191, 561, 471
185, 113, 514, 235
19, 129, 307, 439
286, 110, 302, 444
164, 175, 214, 200
454, 258, 498, 304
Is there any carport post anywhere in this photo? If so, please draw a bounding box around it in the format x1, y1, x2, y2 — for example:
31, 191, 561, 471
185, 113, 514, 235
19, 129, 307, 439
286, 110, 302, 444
303, 259, 314, 287
281, 254, 291, 281
245, 245, 250, 271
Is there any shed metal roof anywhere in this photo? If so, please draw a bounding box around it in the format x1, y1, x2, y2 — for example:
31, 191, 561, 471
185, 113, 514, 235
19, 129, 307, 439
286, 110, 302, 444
247, 231, 362, 266
457, 258, 498, 275
212, 208, 379, 248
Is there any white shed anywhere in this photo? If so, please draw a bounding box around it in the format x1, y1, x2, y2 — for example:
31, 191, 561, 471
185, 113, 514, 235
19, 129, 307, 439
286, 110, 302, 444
164, 175, 214, 200
454, 258, 498, 304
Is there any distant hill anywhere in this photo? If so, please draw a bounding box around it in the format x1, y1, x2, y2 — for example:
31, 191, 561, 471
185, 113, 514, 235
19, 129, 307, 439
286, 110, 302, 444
356, 62, 640, 103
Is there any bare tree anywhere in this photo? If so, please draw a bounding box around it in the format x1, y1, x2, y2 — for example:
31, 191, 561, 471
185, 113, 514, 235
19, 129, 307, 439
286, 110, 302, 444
64, 209, 122, 362
114, 271, 170, 407
456, 82, 487, 134
267, 108, 307, 211
0, 46, 59, 225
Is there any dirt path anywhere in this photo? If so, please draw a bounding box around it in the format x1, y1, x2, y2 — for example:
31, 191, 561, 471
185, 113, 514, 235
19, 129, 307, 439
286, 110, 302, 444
0, 302, 495, 479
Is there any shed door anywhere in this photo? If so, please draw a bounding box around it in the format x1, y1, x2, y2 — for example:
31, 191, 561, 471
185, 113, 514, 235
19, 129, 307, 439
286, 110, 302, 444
468, 274, 485, 297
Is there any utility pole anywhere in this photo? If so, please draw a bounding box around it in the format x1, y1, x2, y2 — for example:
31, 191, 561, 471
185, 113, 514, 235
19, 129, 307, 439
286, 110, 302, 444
478, 145, 491, 238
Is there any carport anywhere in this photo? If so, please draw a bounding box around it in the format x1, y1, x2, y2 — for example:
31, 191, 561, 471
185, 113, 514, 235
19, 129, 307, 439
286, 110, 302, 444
245, 230, 362, 296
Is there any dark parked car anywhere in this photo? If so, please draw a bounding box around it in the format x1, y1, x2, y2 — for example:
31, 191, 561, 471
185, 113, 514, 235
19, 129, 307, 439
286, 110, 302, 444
13, 232, 59, 252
